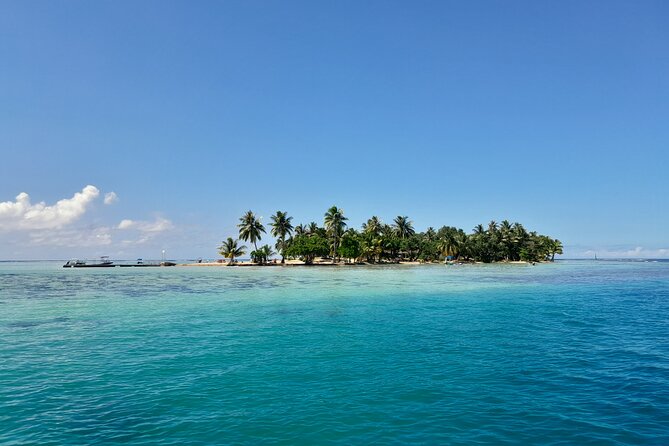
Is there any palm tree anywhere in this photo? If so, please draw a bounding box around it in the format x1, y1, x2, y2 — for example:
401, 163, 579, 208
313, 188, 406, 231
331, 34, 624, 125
437, 238, 449, 260
487, 221, 500, 257
251, 244, 275, 264
511, 222, 528, 260
361, 237, 384, 263
294, 224, 306, 236
473, 224, 485, 235
437, 233, 459, 261
512, 222, 526, 237
425, 227, 436, 242
453, 232, 469, 260
324, 206, 348, 262
270, 211, 293, 263
500, 220, 513, 261
500, 220, 512, 233
261, 244, 275, 262
238, 210, 266, 251
307, 221, 320, 235
550, 239, 563, 261
393, 216, 415, 239
219, 237, 246, 265
362, 216, 383, 236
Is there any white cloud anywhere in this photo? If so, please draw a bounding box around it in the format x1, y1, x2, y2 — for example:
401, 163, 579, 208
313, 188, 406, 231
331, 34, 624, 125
115, 217, 174, 247
117, 217, 173, 233
0, 185, 100, 231
0, 186, 182, 259
104, 191, 119, 205
4, 215, 175, 252
118, 219, 134, 230
28, 226, 113, 248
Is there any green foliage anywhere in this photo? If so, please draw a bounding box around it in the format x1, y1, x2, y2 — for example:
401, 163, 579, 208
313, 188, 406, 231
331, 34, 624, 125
362, 216, 382, 236
384, 233, 401, 260
338, 231, 362, 261
307, 222, 326, 237
284, 233, 330, 264
360, 235, 383, 263
324, 206, 348, 261
218, 237, 246, 264
549, 238, 564, 261
238, 210, 266, 250
400, 234, 422, 260
393, 215, 415, 239
270, 211, 293, 263
250, 244, 274, 264
418, 238, 439, 262
224, 208, 562, 265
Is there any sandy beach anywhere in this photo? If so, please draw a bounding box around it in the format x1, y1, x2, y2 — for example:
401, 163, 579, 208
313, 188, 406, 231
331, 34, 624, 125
179, 259, 530, 267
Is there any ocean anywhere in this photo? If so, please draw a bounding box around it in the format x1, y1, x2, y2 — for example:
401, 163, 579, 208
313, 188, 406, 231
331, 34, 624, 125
1, 260, 668, 445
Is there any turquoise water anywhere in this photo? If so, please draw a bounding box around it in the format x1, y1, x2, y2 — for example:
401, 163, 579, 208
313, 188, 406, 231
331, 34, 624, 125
1, 261, 668, 445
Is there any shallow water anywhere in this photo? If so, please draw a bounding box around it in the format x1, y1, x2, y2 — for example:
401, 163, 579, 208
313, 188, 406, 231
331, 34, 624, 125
1, 261, 668, 445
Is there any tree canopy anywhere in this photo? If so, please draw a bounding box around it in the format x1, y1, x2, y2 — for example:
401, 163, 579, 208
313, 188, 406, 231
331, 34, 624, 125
218, 237, 246, 264
222, 208, 562, 264
238, 210, 265, 251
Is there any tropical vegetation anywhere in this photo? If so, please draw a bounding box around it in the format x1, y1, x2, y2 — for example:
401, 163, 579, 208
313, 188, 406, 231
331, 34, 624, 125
250, 244, 274, 264
323, 206, 347, 263
218, 237, 246, 264
237, 210, 265, 251
270, 210, 293, 263
221, 207, 563, 264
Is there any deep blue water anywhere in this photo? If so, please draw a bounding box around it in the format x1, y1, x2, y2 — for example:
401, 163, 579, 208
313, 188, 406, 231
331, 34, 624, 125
1, 260, 668, 445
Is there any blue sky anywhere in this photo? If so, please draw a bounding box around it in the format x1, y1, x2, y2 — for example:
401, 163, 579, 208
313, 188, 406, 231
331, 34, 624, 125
1, 1, 667, 259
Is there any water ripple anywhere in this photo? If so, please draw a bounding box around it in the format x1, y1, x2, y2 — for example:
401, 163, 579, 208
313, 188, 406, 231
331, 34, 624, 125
0, 261, 668, 444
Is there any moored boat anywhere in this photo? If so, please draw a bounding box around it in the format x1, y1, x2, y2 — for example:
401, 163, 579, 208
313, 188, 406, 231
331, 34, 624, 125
63, 256, 177, 268
63, 256, 115, 268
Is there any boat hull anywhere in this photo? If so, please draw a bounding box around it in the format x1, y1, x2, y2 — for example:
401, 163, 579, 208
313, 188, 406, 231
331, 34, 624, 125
63, 264, 116, 268
63, 262, 176, 268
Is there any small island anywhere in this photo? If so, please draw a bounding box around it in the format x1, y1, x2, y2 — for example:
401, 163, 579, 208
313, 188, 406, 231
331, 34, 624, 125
190, 206, 562, 266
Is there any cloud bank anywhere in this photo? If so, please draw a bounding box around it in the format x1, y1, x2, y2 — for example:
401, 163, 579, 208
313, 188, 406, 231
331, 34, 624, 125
0, 185, 100, 230
0, 186, 177, 259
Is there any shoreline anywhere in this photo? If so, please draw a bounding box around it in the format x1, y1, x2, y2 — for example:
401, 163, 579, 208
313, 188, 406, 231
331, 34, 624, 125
179, 260, 534, 267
